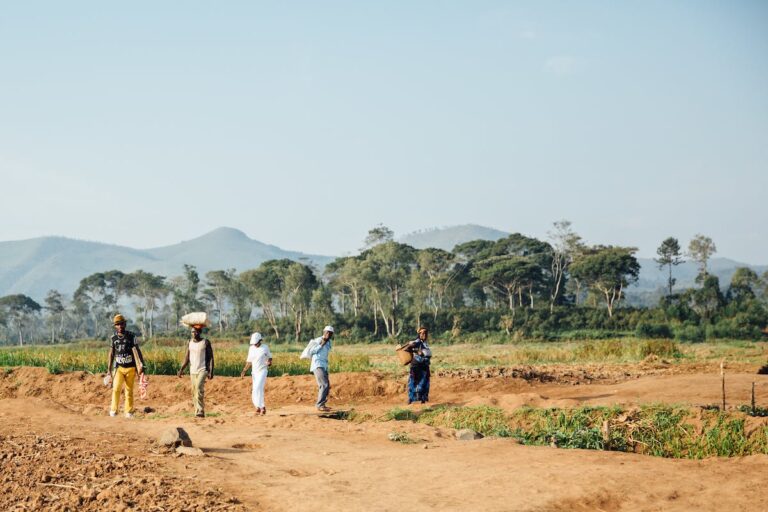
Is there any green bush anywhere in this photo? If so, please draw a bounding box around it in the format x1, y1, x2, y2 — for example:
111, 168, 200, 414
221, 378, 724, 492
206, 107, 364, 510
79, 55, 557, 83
638, 339, 681, 359
635, 322, 673, 339
674, 325, 705, 343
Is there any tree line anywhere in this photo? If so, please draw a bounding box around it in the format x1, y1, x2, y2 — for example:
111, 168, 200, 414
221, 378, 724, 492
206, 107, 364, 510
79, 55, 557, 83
1, 223, 766, 345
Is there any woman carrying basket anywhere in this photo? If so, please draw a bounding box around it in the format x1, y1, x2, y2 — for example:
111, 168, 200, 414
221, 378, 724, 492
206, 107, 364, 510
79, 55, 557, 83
402, 327, 432, 404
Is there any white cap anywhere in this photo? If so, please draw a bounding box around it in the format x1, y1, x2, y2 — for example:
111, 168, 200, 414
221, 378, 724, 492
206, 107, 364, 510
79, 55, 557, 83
323, 325, 334, 333
249, 332, 263, 345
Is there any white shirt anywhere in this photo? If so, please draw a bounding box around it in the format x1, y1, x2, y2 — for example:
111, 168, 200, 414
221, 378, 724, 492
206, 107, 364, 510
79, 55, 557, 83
247, 344, 272, 371
189, 339, 208, 374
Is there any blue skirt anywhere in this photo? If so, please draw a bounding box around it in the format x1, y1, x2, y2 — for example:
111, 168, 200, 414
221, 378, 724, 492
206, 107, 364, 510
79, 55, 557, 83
408, 362, 430, 403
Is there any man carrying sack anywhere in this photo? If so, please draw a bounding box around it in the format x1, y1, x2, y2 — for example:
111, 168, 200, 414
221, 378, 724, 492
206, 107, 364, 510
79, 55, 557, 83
177, 324, 214, 418
305, 325, 334, 412
107, 314, 145, 418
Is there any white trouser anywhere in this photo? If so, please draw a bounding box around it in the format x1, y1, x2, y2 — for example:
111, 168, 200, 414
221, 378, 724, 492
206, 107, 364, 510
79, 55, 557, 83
251, 367, 268, 408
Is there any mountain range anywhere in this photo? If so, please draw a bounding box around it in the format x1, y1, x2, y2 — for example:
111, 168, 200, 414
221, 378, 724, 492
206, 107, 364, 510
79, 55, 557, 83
0, 224, 764, 302
0, 227, 332, 301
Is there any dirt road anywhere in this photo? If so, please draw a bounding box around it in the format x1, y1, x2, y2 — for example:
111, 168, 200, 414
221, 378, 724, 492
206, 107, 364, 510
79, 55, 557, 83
2, 366, 767, 511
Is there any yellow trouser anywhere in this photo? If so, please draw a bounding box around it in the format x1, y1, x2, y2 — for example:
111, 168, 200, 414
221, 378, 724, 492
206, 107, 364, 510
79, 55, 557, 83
191, 370, 207, 416
111, 366, 136, 414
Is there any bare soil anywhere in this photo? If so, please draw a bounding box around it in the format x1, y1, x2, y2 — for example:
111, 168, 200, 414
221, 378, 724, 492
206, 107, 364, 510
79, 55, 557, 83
1, 364, 767, 511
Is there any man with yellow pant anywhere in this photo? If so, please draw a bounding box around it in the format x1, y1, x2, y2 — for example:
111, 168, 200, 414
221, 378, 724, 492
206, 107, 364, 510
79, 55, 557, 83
107, 314, 145, 418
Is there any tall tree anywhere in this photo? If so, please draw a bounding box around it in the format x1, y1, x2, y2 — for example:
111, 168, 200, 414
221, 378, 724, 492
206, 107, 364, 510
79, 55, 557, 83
687, 274, 724, 321
728, 267, 759, 303
414, 248, 460, 322
0, 294, 42, 345
688, 234, 717, 283
325, 256, 366, 317
73, 270, 128, 337
284, 262, 318, 342
43, 290, 66, 343
470, 234, 552, 312
241, 259, 294, 339
124, 270, 168, 339
202, 269, 236, 332
363, 224, 395, 250
361, 241, 416, 337
547, 220, 582, 311
569, 246, 640, 317
170, 264, 204, 328
655, 237, 683, 295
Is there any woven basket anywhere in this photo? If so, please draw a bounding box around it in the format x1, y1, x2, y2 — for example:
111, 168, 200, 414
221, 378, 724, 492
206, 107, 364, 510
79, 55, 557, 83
395, 346, 413, 365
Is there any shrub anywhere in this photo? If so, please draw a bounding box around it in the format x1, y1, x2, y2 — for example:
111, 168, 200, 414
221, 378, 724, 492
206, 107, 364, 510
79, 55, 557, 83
635, 322, 673, 339
674, 325, 705, 343
638, 339, 681, 359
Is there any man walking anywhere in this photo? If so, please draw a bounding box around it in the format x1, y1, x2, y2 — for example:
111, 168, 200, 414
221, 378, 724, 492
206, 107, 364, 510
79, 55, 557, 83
107, 314, 145, 418
308, 325, 334, 412
177, 325, 214, 418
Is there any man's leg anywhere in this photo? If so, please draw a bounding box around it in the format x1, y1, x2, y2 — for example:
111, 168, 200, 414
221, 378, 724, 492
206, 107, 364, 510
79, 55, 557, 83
191, 371, 205, 417
123, 367, 136, 415
314, 367, 330, 409
110, 367, 125, 415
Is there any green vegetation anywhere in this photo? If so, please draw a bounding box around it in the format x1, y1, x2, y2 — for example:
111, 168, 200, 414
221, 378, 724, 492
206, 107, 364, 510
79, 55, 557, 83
418, 405, 512, 437
2, 226, 767, 347
0, 342, 370, 377
376, 404, 768, 459
1, 338, 765, 376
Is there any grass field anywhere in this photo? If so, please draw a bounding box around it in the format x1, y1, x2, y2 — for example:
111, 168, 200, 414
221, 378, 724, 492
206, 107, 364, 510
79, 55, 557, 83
0, 337, 766, 376
369, 403, 768, 459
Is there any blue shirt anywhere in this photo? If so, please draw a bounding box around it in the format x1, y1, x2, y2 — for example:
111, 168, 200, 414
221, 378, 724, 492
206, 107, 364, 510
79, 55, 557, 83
309, 337, 332, 372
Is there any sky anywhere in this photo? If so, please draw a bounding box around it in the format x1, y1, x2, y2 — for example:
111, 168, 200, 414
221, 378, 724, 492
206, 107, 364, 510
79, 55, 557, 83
1, 1, 767, 262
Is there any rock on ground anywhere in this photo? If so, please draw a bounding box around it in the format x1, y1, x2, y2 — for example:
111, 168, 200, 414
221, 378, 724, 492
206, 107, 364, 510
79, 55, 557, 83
455, 429, 484, 441
158, 427, 193, 448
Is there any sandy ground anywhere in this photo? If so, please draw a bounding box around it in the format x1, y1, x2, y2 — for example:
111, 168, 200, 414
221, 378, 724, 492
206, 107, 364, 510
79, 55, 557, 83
1, 364, 767, 511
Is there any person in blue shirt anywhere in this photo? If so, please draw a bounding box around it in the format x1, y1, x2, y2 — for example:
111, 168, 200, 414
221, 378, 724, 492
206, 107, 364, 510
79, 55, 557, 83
308, 325, 334, 411
403, 327, 432, 404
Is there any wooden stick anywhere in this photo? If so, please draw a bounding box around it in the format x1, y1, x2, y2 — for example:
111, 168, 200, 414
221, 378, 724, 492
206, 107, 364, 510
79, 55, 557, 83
752, 381, 756, 414
720, 360, 726, 411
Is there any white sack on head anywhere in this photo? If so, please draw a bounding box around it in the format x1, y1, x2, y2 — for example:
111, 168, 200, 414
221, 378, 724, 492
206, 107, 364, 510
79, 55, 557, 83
180, 312, 209, 327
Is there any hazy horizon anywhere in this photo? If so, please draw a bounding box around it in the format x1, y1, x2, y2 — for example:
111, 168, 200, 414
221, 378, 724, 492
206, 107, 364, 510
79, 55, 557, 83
2, 2, 766, 263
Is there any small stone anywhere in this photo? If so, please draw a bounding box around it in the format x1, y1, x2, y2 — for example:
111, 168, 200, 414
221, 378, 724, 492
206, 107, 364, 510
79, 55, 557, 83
455, 429, 484, 441
158, 427, 192, 448
175, 446, 205, 457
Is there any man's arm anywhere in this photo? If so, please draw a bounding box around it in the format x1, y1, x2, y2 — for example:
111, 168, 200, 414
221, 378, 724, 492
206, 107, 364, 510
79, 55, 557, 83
240, 361, 252, 378
206, 341, 214, 379
107, 346, 115, 377
132, 346, 144, 375
177, 348, 190, 378
135, 344, 146, 367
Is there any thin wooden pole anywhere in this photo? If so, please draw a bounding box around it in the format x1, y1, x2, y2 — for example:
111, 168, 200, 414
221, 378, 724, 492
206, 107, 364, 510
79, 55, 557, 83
720, 360, 726, 411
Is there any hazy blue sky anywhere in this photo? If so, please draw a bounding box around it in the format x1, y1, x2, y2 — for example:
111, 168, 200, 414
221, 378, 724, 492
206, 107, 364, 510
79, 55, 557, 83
1, 1, 766, 262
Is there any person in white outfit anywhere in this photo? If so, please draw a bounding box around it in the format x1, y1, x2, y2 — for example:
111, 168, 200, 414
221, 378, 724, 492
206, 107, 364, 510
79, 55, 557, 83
241, 332, 272, 415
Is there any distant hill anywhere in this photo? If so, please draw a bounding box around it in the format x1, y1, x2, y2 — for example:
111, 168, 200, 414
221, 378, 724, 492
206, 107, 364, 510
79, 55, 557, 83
1, 225, 764, 304
0, 227, 332, 301
398, 224, 509, 251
